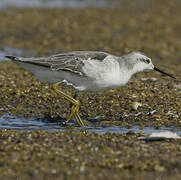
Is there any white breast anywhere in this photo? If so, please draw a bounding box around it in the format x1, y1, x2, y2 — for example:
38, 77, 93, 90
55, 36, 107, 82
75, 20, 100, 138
82, 56, 131, 89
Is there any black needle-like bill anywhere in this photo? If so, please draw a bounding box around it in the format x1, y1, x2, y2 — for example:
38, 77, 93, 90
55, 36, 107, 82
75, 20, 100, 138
154, 67, 176, 79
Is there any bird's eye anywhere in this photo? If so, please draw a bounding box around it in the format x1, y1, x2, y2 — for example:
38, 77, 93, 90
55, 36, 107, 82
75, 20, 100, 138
145, 59, 150, 64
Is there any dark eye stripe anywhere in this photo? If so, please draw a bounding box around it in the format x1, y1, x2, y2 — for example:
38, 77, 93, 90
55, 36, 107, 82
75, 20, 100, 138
139, 58, 150, 63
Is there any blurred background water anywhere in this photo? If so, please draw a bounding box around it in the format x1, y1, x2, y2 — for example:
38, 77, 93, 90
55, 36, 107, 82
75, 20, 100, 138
0, 0, 113, 8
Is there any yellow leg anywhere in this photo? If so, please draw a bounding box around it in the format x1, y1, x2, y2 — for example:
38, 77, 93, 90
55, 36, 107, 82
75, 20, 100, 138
68, 104, 79, 121
53, 82, 85, 126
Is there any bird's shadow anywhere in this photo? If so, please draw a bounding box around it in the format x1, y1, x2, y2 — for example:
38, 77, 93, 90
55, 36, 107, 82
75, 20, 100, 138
38, 114, 102, 127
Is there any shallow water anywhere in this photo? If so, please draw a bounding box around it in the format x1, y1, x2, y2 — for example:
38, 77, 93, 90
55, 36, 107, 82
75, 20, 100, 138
0, 114, 180, 136
0, 46, 23, 61
0, 0, 112, 9
0, 45, 36, 62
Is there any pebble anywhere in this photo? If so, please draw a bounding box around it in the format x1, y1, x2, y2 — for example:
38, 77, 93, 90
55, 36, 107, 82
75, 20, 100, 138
139, 131, 181, 141
132, 102, 142, 110
141, 77, 157, 82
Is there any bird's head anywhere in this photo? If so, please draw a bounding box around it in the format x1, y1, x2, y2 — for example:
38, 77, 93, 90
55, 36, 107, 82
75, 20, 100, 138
124, 52, 176, 79
126, 52, 154, 72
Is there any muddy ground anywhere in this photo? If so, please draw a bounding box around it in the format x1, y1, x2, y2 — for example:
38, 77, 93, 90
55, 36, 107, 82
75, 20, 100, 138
0, 0, 180, 179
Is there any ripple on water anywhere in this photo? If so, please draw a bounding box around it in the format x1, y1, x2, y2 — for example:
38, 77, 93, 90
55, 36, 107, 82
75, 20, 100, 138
0, 114, 181, 136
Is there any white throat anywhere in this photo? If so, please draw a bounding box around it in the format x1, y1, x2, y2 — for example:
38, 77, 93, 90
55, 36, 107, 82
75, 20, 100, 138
132, 62, 147, 74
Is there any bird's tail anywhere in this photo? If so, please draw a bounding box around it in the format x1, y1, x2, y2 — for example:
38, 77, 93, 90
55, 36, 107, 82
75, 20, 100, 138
5, 55, 45, 62
5, 55, 19, 61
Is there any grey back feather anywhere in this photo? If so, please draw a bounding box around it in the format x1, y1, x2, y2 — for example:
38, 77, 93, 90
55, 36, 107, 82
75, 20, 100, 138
11, 51, 111, 75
